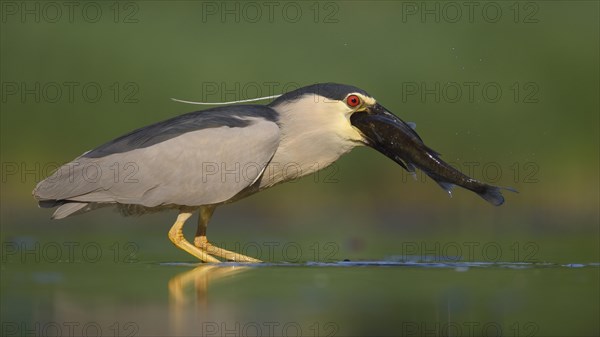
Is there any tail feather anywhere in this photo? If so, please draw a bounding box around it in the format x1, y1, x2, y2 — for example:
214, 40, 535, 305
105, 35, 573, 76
38, 200, 66, 208
51, 202, 89, 219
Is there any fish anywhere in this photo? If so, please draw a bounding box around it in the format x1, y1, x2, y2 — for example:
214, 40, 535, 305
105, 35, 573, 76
350, 104, 516, 206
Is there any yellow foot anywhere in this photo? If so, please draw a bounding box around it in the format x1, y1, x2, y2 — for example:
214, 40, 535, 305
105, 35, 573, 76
168, 212, 220, 263
194, 236, 262, 263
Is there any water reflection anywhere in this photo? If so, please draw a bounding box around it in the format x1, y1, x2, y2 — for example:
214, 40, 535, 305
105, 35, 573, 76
162, 261, 598, 336
168, 264, 250, 335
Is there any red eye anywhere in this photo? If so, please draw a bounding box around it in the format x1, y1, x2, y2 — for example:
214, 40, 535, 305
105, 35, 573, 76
346, 95, 361, 107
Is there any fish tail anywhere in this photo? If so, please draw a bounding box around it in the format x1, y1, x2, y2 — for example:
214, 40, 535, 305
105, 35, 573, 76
425, 171, 516, 206
476, 185, 505, 206
473, 184, 518, 206
429, 178, 507, 206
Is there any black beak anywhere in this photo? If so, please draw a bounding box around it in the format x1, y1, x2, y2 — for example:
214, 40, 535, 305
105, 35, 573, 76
350, 103, 425, 171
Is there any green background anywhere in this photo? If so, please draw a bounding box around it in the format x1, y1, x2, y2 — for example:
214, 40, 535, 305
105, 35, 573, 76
1, 1, 598, 336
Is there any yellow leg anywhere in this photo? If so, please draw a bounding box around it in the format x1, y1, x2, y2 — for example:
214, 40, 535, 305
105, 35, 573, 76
168, 211, 220, 263
193, 206, 262, 263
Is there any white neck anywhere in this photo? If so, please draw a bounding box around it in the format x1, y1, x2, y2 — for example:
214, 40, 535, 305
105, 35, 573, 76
259, 95, 364, 188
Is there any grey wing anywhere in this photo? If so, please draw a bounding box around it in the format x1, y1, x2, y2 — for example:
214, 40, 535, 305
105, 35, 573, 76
34, 115, 280, 218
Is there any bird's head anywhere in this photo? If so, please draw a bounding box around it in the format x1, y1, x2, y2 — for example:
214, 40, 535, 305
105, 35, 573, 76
269, 83, 419, 160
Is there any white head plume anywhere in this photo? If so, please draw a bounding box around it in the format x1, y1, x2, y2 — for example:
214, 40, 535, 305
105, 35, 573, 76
171, 94, 282, 105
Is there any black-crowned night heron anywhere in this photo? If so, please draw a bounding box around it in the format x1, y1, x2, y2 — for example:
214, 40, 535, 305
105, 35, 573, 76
33, 83, 512, 263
